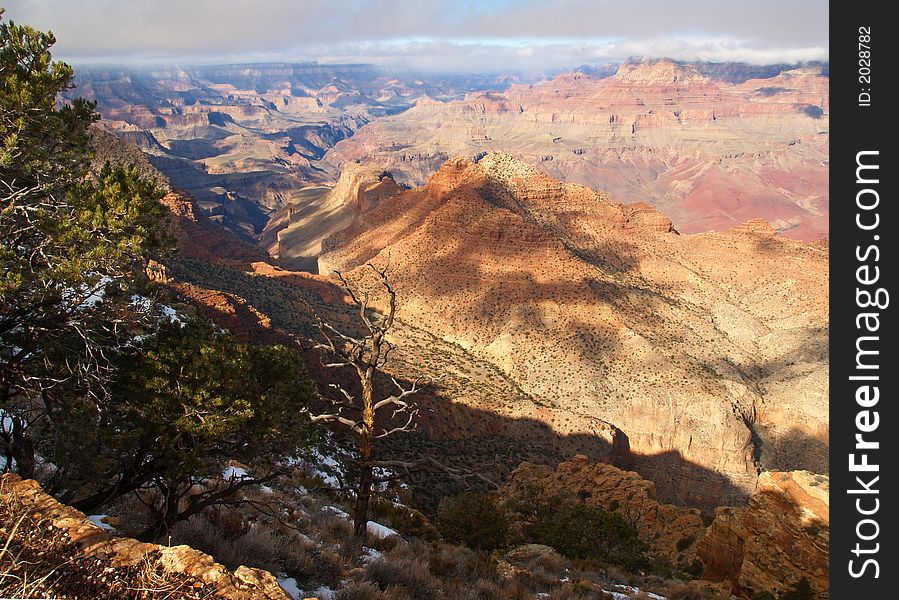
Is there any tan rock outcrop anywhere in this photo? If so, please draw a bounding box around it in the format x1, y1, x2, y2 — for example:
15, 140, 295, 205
0, 474, 290, 599
320, 153, 828, 507
696, 471, 829, 598
272, 162, 401, 270
503, 457, 707, 563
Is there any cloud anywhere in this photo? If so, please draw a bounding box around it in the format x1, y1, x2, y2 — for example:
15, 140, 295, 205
3, 0, 828, 70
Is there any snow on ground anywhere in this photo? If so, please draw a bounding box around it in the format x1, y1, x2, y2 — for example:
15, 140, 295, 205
1, 410, 19, 470
1, 408, 16, 431
130, 294, 183, 325
278, 577, 335, 600
284, 441, 350, 489
87, 515, 118, 533
77, 276, 112, 308
605, 585, 666, 600
277, 576, 301, 600
222, 465, 249, 480
311, 448, 342, 471
322, 506, 399, 540
301, 586, 335, 600
362, 547, 383, 562
366, 520, 398, 539
323, 506, 350, 519
306, 449, 344, 487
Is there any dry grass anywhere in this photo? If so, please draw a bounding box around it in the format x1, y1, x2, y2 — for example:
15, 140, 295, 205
335, 580, 389, 600
168, 508, 344, 590
363, 556, 441, 600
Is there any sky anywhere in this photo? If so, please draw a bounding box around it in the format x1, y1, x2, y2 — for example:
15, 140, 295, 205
4, 0, 828, 71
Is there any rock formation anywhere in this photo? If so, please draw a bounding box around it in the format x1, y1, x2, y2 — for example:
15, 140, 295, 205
326, 59, 829, 241
500, 461, 829, 598
0, 474, 290, 599
696, 471, 829, 598
503, 457, 708, 563
69, 63, 515, 238
319, 153, 828, 507
263, 162, 401, 271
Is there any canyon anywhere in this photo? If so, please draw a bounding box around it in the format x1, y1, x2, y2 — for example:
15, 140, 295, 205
67, 61, 830, 595
72, 63, 517, 238
325, 60, 829, 241
74, 59, 828, 243
317, 152, 828, 508
136, 127, 827, 511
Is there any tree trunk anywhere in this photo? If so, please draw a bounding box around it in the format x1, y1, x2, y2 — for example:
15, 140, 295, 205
138, 481, 181, 542
72, 470, 143, 513
354, 432, 373, 539
9, 414, 34, 478
353, 369, 376, 539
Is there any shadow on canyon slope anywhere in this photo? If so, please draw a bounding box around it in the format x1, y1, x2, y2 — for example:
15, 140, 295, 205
167, 259, 755, 515
372, 388, 756, 515
755, 425, 829, 475
159, 206, 815, 518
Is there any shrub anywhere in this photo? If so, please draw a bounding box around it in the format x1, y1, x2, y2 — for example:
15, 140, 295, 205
676, 535, 695, 552
437, 492, 508, 551
549, 584, 599, 600
428, 543, 497, 582
781, 578, 814, 600
645, 556, 677, 579
364, 557, 441, 600
370, 499, 439, 541
684, 558, 705, 578
539, 505, 648, 570
168, 513, 341, 588
169, 516, 279, 573
336, 581, 387, 600
751, 592, 776, 600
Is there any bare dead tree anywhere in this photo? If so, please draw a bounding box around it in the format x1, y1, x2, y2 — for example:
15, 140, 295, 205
620, 492, 658, 531
308, 263, 424, 539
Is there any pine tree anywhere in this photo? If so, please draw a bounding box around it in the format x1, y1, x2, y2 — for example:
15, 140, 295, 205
0, 10, 168, 476
65, 318, 317, 540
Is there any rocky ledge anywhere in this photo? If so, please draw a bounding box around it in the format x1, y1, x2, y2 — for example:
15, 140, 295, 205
0, 474, 290, 599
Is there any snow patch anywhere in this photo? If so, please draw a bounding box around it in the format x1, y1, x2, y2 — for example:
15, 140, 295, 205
285, 444, 349, 489
605, 585, 666, 600
322, 508, 398, 540
88, 515, 118, 533
222, 465, 249, 480
322, 506, 350, 519
277, 576, 301, 600
78, 276, 113, 308
306, 449, 344, 487
366, 520, 398, 539
130, 294, 184, 325
302, 586, 335, 600
278, 577, 335, 600
362, 547, 383, 562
